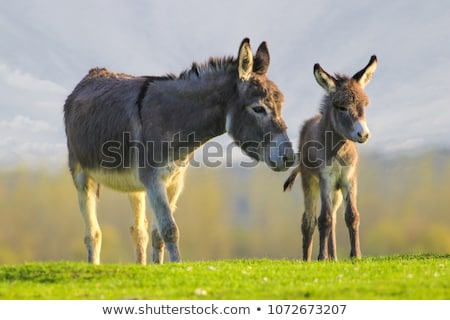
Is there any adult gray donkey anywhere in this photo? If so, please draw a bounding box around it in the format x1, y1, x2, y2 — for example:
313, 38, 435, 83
64, 38, 295, 264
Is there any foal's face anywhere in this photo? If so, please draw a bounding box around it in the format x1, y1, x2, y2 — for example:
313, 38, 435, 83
314, 55, 377, 144
330, 80, 371, 143
226, 39, 295, 171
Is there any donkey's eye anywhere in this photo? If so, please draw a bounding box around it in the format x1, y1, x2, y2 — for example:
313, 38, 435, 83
335, 105, 347, 112
252, 106, 267, 114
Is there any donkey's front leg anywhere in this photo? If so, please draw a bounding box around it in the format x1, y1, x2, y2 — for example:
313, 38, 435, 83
343, 180, 361, 259
317, 177, 336, 261
328, 190, 343, 261
317, 205, 332, 260
145, 179, 181, 263
150, 224, 164, 263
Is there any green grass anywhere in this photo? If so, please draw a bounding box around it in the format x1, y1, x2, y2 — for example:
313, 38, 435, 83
0, 254, 448, 299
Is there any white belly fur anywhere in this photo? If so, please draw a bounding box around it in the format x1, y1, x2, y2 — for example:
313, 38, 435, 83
88, 169, 146, 192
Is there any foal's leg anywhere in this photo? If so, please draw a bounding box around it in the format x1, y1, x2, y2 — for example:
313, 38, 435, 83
129, 192, 149, 265
317, 174, 337, 261
301, 171, 319, 261
328, 190, 343, 261
342, 178, 361, 258
75, 172, 102, 264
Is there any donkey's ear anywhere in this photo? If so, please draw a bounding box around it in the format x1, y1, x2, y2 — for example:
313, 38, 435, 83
314, 63, 337, 93
238, 38, 254, 81
253, 41, 270, 75
352, 55, 377, 89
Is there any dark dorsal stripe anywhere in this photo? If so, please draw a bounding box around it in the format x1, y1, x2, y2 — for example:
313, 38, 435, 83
136, 77, 155, 125
136, 75, 175, 126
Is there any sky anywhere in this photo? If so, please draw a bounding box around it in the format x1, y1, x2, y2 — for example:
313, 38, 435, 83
1, 0, 449, 169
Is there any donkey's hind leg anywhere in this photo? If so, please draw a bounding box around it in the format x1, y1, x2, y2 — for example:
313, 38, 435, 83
129, 192, 149, 265
75, 172, 102, 264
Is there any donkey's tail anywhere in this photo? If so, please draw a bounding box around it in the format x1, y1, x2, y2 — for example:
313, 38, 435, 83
283, 166, 300, 191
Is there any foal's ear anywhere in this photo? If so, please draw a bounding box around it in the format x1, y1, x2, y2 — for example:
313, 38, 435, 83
314, 63, 337, 93
352, 55, 378, 89
238, 38, 254, 81
253, 41, 270, 75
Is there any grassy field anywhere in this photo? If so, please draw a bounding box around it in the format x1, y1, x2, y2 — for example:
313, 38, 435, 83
0, 254, 448, 300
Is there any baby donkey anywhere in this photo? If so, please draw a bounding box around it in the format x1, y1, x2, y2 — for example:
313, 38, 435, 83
284, 56, 377, 261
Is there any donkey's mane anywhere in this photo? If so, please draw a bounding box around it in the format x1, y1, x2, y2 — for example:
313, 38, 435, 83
178, 56, 236, 80
87, 57, 237, 83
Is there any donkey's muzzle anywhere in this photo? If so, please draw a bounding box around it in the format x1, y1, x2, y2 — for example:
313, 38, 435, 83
266, 133, 295, 171
353, 119, 371, 144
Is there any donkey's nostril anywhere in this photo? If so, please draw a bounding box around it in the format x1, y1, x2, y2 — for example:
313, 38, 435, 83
357, 131, 370, 143
358, 131, 369, 138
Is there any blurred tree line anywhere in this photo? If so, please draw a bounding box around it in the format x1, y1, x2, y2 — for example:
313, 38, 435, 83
0, 150, 449, 264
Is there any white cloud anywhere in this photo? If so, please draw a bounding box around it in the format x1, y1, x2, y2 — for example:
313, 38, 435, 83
0, 115, 65, 168
0, 135, 66, 169
12, 140, 66, 157
0, 63, 66, 94
0, 139, 67, 169
0, 115, 57, 133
